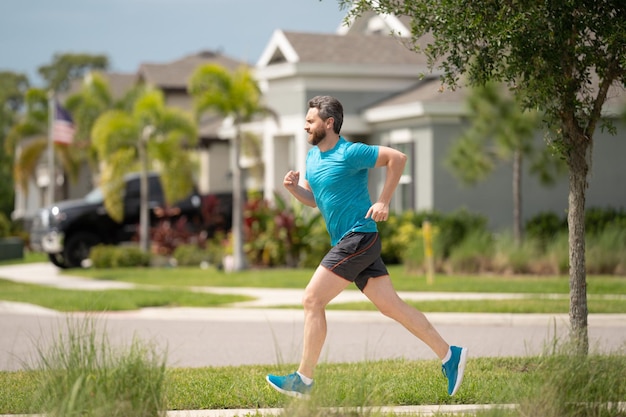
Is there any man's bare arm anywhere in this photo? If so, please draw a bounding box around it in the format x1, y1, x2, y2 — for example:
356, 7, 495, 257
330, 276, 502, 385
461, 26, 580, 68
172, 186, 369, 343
366, 146, 407, 221
284, 170, 317, 208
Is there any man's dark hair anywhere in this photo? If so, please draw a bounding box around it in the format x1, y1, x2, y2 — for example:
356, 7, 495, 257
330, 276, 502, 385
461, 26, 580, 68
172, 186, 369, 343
308, 96, 343, 134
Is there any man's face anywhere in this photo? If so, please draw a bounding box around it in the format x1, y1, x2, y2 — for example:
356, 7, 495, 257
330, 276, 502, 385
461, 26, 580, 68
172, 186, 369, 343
304, 108, 329, 146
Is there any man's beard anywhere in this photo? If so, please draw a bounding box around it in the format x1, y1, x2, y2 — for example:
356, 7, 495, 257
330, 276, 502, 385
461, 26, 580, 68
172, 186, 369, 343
308, 127, 326, 146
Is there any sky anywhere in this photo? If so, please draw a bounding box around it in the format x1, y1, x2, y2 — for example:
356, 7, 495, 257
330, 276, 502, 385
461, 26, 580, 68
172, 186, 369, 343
0, 0, 348, 85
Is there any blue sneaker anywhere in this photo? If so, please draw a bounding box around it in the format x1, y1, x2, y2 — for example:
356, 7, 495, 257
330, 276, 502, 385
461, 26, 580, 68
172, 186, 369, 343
266, 372, 313, 398
442, 346, 468, 396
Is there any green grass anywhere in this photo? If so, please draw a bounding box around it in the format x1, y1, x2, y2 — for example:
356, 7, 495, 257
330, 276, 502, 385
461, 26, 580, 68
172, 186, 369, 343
1, 263, 625, 313
65, 264, 626, 295
2, 354, 625, 415
0, 279, 252, 312
328, 297, 626, 314
0, 358, 558, 413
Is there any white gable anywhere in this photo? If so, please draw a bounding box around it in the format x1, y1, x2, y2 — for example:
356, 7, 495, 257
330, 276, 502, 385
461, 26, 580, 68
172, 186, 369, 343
256, 29, 300, 67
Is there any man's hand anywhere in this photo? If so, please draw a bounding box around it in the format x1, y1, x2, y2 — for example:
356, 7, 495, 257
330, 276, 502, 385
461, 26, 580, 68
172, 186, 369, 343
283, 170, 316, 208
283, 170, 300, 191
365, 201, 389, 222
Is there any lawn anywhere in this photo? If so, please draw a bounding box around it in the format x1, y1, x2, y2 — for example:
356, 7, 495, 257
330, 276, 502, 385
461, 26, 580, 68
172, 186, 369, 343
0, 263, 625, 313
65, 264, 626, 294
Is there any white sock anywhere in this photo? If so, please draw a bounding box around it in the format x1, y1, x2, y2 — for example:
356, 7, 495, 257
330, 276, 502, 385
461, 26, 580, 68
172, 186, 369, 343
442, 348, 452, 364
297, 371, 313, 385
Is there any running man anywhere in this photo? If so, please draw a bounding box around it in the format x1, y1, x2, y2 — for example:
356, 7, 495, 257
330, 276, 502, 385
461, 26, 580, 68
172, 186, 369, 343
266, 95, 468, 398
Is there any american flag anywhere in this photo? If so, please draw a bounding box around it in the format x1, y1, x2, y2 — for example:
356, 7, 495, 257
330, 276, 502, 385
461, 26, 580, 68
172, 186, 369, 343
52, 101, 75, 145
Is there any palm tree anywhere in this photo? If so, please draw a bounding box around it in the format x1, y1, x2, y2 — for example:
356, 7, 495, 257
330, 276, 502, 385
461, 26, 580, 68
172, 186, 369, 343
188, 64, 274, 271
91, 87, 197, 252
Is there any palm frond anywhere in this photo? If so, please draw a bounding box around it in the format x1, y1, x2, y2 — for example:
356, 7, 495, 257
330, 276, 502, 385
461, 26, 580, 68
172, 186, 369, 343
92, 110, 139, 160
13, 137, 47, 191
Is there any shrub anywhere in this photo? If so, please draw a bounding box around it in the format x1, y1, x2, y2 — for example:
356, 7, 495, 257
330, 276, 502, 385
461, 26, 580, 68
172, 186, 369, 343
585, 206, 626, 235
90, 245, 150, 268
150, 217, 196, 256
447, 230, 494, 273
586, 227, 626, 274
116, 246, 151, 267
172, 244, 210, 267
402, 234, 426, 274
90, 245, 116, 268
525, 211, 567, 246
434, 209, 488, 259
544, 232, 569, 275
243, 193, 325, 268
380, 211, 429, 263
298, 219, 331, 268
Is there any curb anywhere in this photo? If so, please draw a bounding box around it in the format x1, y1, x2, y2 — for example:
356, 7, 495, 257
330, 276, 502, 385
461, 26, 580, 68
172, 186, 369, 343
167, 404, 518, 416
1, 404, 519, 417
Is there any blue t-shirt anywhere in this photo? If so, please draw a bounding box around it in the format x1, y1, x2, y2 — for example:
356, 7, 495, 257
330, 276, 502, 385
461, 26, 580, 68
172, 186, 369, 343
305, 137, 379, 245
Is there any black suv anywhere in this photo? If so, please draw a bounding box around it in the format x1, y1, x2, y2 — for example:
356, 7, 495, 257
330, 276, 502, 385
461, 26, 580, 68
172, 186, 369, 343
30, 173, 231, 268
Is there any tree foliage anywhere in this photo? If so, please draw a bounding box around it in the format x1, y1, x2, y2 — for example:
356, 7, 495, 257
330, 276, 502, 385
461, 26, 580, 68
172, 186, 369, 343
0, 71, 30, 217
341, 0, 626, 354
38, 53, 108, 93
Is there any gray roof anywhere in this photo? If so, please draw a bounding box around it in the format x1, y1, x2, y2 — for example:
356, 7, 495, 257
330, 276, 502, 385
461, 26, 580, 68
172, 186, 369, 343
105, 72, 137, 98
138, 50, 247, 89
61, 71, 136, 101
371, 76, 467, 108
280, 31, 428, 66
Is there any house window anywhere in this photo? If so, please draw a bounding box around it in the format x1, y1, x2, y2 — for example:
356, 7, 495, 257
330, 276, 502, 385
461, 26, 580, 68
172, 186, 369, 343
392, 142, 415, 213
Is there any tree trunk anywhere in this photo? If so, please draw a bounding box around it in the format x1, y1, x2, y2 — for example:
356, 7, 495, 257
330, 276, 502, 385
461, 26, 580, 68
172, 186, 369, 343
230, 126, 246, 271
512, 149, 522, 246
567, 134, 590, 355
139, 127, 151, 253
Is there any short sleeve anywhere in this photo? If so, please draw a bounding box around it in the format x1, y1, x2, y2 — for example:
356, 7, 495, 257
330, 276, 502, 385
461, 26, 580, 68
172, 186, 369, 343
346, 142, 378, 170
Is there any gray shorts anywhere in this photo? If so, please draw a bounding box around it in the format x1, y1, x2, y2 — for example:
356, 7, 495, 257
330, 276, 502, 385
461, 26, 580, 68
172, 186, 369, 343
320, 232, 389, 291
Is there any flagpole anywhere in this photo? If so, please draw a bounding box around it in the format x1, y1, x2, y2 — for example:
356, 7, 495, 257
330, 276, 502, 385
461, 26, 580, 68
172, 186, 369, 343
47, 91, 55, 206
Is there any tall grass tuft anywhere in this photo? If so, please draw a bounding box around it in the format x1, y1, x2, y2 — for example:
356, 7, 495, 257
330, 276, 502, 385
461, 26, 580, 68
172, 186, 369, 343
492, 233, 541, 274
32, 317, 167, 417
519, 347, 626, 417
477, 337, 626, 417
586, 228, 626, 275
447, 230, 494, 273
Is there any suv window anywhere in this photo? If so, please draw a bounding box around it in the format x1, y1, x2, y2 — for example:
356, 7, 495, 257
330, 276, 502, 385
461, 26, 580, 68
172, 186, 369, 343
124, 175, 164, 200
84, 188, 104, 203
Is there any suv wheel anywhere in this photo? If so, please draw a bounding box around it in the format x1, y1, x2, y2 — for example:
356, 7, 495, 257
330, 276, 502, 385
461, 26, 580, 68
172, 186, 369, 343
63, 232, 101, 268
48, 253, 68, 269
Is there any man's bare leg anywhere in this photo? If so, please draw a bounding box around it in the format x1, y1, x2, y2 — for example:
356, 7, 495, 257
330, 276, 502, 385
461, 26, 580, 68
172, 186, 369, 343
362, 275, 449, 359
297, 266, 350, 379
